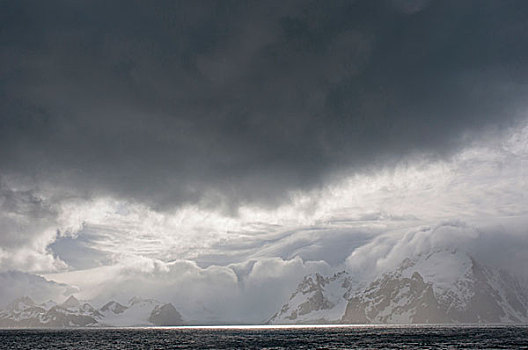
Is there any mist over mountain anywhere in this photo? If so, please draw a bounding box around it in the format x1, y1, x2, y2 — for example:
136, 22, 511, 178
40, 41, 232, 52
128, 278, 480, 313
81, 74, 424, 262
270, 248, 528, 324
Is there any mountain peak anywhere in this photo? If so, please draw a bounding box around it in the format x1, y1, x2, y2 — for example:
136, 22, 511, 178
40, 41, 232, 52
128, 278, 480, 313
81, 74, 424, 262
6, 296, 36, 312
40, 300, 57, 311
61, 295, 80, 308
100, 300, 127, 314
411, 271, 424, 282
269, 270, 353, 324
148, 303, 183, 326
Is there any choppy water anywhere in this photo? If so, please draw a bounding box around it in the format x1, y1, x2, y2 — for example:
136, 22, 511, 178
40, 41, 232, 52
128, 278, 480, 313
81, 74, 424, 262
1, 325, 527, 349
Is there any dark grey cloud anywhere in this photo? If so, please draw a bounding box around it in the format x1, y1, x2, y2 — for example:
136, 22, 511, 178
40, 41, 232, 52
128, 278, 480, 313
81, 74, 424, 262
2, 0, 528, 211
0, 181, 57, 248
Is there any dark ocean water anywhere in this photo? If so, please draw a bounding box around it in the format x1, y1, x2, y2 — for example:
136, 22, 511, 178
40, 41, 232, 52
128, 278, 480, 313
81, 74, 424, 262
1, 325, 527, 349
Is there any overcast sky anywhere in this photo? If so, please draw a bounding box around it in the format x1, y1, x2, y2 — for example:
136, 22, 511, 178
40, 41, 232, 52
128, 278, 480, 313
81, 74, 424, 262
1, 0, 528, 323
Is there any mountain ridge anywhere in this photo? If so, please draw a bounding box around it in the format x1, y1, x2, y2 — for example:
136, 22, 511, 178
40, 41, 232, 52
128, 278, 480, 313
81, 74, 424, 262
270, 249, 528, 324
0, 296, 183, 328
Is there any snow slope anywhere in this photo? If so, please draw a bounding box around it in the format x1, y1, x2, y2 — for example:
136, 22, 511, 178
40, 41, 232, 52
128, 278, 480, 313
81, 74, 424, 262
271, 249, 528, 324
268, 271, 356, 324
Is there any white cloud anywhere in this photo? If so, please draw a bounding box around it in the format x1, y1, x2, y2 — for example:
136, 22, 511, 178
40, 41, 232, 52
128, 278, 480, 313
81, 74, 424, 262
0, 271, 76, 308
0, 182, 67, 272
42, 120, 528, 271
45, 255, 330, 323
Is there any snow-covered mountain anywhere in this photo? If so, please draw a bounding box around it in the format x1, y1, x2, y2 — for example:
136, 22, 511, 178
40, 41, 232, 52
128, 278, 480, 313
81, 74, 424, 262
98, 297, 183, 327
270, 249, 528, 324
268, 271, 355, 324
0, 296, 183, 328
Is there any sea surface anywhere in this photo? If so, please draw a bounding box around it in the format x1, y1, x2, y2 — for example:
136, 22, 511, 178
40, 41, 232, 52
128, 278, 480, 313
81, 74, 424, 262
1, 325, 527, 349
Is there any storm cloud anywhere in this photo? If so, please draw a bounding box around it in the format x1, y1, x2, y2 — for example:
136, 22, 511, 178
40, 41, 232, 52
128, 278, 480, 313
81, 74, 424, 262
2, 0, 528, 211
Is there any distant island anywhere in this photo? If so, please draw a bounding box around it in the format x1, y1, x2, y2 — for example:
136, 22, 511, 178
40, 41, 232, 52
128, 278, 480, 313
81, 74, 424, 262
0, 296, 183, 328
